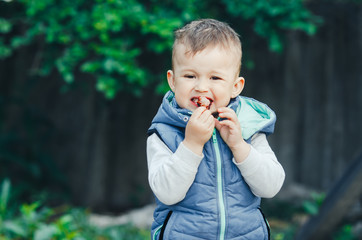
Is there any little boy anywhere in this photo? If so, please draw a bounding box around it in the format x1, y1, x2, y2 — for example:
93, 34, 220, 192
147, 19, 285, 240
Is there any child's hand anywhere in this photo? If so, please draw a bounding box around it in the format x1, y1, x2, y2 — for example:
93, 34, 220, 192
215, 107, 250, 163
183, 107, 215, 155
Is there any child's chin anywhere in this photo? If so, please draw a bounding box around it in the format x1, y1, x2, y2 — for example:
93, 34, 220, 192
186, 105, 197, 112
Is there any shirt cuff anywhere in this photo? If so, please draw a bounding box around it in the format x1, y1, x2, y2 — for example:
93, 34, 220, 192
174, 142, 204, 170
233, 146, 262, 177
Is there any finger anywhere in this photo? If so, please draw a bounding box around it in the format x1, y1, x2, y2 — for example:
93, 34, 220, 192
200, 113, 214, 127
207, 120, 215, 132
218, 111, 238, 122
217, 107, 233, 113
215, 118, 231, 129
217, 120, 236, 130
191, 107, 206, 118
218, 107, 236, 116
207, 114, 216, 127
199, 109, 212, 121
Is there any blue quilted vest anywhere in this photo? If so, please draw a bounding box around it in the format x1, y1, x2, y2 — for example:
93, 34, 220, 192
148, 91, 276, 240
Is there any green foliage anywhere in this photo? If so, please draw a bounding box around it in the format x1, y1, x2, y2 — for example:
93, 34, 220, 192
0, 179, 150, 240
333, 224, 358, 240
272, 226, 298, 240
300, 192, 359, 239
223, 0, 322, 52
262, 194, 360, 239
0, 178, 10, 218
302, 191, 326, 215
1, 179, 360, 239
0, 0, 321, 98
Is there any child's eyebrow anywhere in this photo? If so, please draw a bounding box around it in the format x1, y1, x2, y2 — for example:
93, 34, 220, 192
209, 70, 228, 76
179, 67, 197, 73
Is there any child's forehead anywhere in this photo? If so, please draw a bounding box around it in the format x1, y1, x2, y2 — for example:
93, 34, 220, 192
173, 44, 241, 76
173, 43, 239, 59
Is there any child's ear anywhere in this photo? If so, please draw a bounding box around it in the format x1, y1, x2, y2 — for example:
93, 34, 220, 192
231, 77, 245, 98
167, 70, 175, 92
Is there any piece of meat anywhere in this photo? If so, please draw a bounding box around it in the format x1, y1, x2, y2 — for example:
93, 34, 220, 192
195, 96, 211, 109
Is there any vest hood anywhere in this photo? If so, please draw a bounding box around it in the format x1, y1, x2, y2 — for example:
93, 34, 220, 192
236, 96, 276, 140
150, 91, 191, 129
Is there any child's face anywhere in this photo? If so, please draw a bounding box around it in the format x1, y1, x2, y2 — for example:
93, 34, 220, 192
167, 44, 244, 113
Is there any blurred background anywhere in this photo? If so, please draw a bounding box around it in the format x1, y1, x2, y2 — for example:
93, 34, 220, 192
0, 0, 361, 239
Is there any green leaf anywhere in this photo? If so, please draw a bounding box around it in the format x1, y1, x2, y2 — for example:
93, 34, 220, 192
0, 18, 12, 33
96, 76, 118, 99
0, 44, 12, 59
302, 201, 319, 215
64, 72, 74, 83
81, 61, 101, 73
156, 81, 171, 95
58, 214, 73, 226
306, 23, 317, 36
34, 224, 58, 240
20, 202, 41, 218
0, 179, 10, 215
269, 32, 283, 53
245, 60, 255, 70
3, 221, 27, 237
11, 36, 29, 48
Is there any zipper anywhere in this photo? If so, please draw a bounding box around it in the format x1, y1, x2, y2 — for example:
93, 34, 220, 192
153, 225, 162, 240
258, 208, 271, 240
212, 129, 226, 240
153, 210, 173, 240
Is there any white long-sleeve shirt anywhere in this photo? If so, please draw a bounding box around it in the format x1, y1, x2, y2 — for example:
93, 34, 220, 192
147, 132, 285, 205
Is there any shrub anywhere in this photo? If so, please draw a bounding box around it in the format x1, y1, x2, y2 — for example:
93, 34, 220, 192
0, 179, 150, 240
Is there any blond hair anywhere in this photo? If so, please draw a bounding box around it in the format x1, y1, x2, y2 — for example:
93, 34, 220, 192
172, 19, 242, 73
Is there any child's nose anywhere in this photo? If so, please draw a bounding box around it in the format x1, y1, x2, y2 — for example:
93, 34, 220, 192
195, 78, 208, 92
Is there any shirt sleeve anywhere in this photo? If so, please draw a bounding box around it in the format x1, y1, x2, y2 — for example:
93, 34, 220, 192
233, 133, 285, 198
147, 133, 204, 205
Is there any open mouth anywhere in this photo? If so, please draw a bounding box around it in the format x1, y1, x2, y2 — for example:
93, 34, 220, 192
192, 96, 213, 110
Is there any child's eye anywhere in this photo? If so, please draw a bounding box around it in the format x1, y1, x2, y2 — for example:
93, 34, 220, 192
184, 75, 195, 79
211, 76, 222, 80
